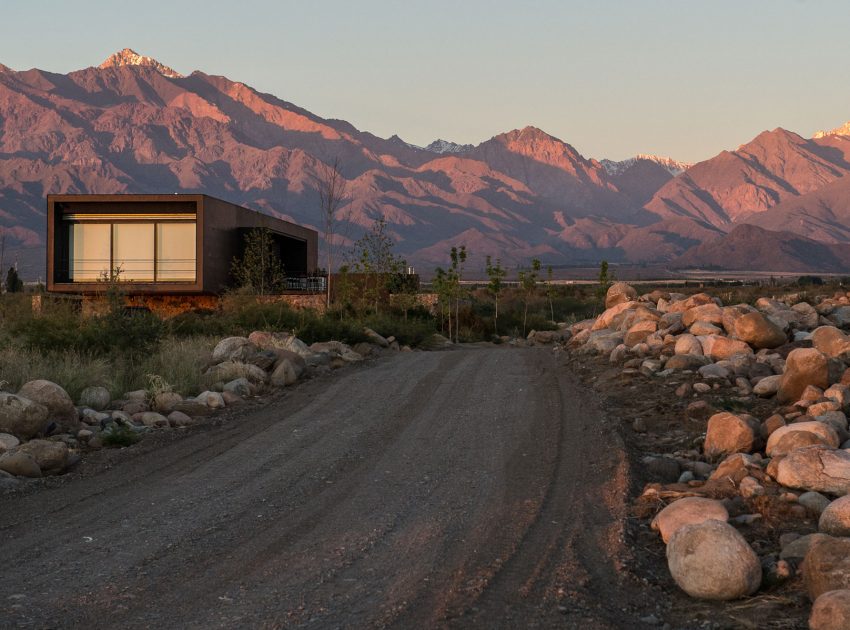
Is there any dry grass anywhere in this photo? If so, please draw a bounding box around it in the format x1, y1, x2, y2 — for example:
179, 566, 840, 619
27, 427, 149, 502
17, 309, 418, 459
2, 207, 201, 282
0, 335, 217, 402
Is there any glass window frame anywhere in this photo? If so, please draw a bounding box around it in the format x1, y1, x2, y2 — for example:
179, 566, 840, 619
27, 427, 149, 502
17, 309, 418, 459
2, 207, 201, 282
65, 218, 197, 283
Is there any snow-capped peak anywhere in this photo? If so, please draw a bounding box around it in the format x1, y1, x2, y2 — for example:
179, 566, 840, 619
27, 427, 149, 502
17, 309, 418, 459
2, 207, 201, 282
601, 154, 691, 176
426, 139, 474, 154
98, 48, 183, 78
813, 121, 850, 139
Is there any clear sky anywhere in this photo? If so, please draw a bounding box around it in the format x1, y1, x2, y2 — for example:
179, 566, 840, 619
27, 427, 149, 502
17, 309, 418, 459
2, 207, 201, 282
3, 0, 849, 162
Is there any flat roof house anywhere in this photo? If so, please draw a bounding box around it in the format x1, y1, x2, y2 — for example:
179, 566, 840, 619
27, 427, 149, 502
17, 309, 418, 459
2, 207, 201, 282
46, 194, 318, 294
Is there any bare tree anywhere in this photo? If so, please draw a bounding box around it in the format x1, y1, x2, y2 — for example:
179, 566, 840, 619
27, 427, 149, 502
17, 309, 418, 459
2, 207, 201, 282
316, 157, 350, 308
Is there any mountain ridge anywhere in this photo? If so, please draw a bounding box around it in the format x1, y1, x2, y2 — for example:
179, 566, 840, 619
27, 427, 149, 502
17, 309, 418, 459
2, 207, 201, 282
1, 49, 850, 276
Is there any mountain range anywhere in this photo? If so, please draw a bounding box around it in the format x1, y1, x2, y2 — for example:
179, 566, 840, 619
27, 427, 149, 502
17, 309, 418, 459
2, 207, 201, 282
2, 48, 850, 278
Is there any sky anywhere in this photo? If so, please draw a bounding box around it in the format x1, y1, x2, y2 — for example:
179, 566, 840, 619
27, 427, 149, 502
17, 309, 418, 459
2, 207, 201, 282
3, 0, 850, 162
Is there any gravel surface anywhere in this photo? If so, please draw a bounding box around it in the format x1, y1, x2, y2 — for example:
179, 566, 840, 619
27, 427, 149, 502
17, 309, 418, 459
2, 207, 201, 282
0, 346, 649, 629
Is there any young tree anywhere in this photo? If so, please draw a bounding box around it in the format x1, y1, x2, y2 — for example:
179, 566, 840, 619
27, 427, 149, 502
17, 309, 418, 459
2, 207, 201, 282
517, 258, 541, 336
450, 246, 467, 343
485, 255, 506, 335
231, 228, 285, 295
316, 157, 350, 309
5, 265, 23, 293
545, 265, 556, 322
351, 218, 406, 314
596, 259, 612, 307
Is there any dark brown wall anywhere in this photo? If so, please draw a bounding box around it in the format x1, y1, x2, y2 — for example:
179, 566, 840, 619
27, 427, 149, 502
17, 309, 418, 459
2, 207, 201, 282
46, 194, 318, 295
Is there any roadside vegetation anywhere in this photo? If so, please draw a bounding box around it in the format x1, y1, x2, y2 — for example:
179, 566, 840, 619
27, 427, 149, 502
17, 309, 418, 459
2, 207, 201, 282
0, 223, 846, 402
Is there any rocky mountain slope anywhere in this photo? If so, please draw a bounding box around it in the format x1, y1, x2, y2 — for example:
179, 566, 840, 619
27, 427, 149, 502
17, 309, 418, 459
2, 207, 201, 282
2, 48, 850, 275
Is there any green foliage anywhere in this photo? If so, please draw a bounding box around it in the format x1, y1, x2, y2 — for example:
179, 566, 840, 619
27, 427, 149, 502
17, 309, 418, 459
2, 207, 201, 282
797, 275, 824, 286
231, 228, 285, 295
101, 425, 141, 448
5, 267, 23, 293
485, 256, 506, 335
351, 218, 407, 313
596, 260, 612, 306
517, 258, 541, 336
433, 245, 467, 342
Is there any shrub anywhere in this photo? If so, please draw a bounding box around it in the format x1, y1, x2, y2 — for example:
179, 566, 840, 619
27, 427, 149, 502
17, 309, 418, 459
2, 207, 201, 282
101, 425, 140, 448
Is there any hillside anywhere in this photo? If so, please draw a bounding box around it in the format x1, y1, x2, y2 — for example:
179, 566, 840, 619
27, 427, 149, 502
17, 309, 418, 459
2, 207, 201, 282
2, 48, 850, 276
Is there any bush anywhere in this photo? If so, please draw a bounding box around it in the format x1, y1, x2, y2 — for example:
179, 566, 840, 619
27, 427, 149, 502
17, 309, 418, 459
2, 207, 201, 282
101, 425, 141, 448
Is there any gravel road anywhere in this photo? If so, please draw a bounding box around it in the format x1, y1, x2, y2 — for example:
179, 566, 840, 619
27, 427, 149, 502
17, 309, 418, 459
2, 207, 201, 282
0, 346, 645, 629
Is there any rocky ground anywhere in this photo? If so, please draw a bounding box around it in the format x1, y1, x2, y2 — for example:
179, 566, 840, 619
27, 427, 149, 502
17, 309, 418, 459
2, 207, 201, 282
563, 281, 850, 630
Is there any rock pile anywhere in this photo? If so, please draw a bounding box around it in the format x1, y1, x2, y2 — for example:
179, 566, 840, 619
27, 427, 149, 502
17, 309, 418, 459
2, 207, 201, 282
568, 282, 850, 609
0, 329, 400, 486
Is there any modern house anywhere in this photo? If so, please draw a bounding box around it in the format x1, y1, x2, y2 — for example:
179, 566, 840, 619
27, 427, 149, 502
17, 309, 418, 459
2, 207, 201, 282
46, 194, 319, 294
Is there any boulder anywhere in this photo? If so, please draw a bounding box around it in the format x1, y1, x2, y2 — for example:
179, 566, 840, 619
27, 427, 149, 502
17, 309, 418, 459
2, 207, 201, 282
172, 400, 214, 417
766, 421, 840, 457
139, 412, 170, 428
813, 326, 850, 359
674, 334, 703, 356
0, 451, 41, 477
78, 386, 111, 411
805, 536, 850, 600
167, 410, 195, 428
830, 306, 850, 328
700, 335, 753, 362
825, 384, 850, 410
592, 301, 638, 331
651, 497, 729, 543
689, 321, 722, 336
735, 312, 787, 349
584, 331, 624, 355
778, 348, 830, 404
792, 302, 820, 330
153, 391, 183, 414
721, 304, 756, 336
624, 320, 657, 347
704, 412, 758, 460
270, 359, 300, 387
810, 589, 850, 630
0, 433, 20, 452
246, 349, 278, 371
206, 361, 268, 385
195, 391, 225, 409
820, 496, 850, 536
753, 375, 782, 397
17, 380, 78, 432
18, 439, 69, 474
223, 378, 253, 398
769, 446, 850, 495
605, 282, 637, 309
665, 354, 710, 371
682, 303, 723, 328
363, 327, 390, 348
0, 393, 49, 440
800, 491, 832, 516
664, 354, 711, 371
781, 532, 830, 563
211, 337, 256, 363
666, 520, 761, 600
310, 341, 364, 363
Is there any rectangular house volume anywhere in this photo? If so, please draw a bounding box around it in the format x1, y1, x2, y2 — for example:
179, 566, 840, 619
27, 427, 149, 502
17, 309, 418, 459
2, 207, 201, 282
47, 194, 318, 294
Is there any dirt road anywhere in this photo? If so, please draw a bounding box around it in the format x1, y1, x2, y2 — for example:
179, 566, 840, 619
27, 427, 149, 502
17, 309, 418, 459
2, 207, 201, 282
0, 346, 648, 629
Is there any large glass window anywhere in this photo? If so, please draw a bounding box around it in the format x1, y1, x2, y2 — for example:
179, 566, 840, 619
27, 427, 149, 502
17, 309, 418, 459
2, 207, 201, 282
113, 223, 155, 281
69, 223, 111, 281
66, 220, 196, 283
156, 223, 196, 281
